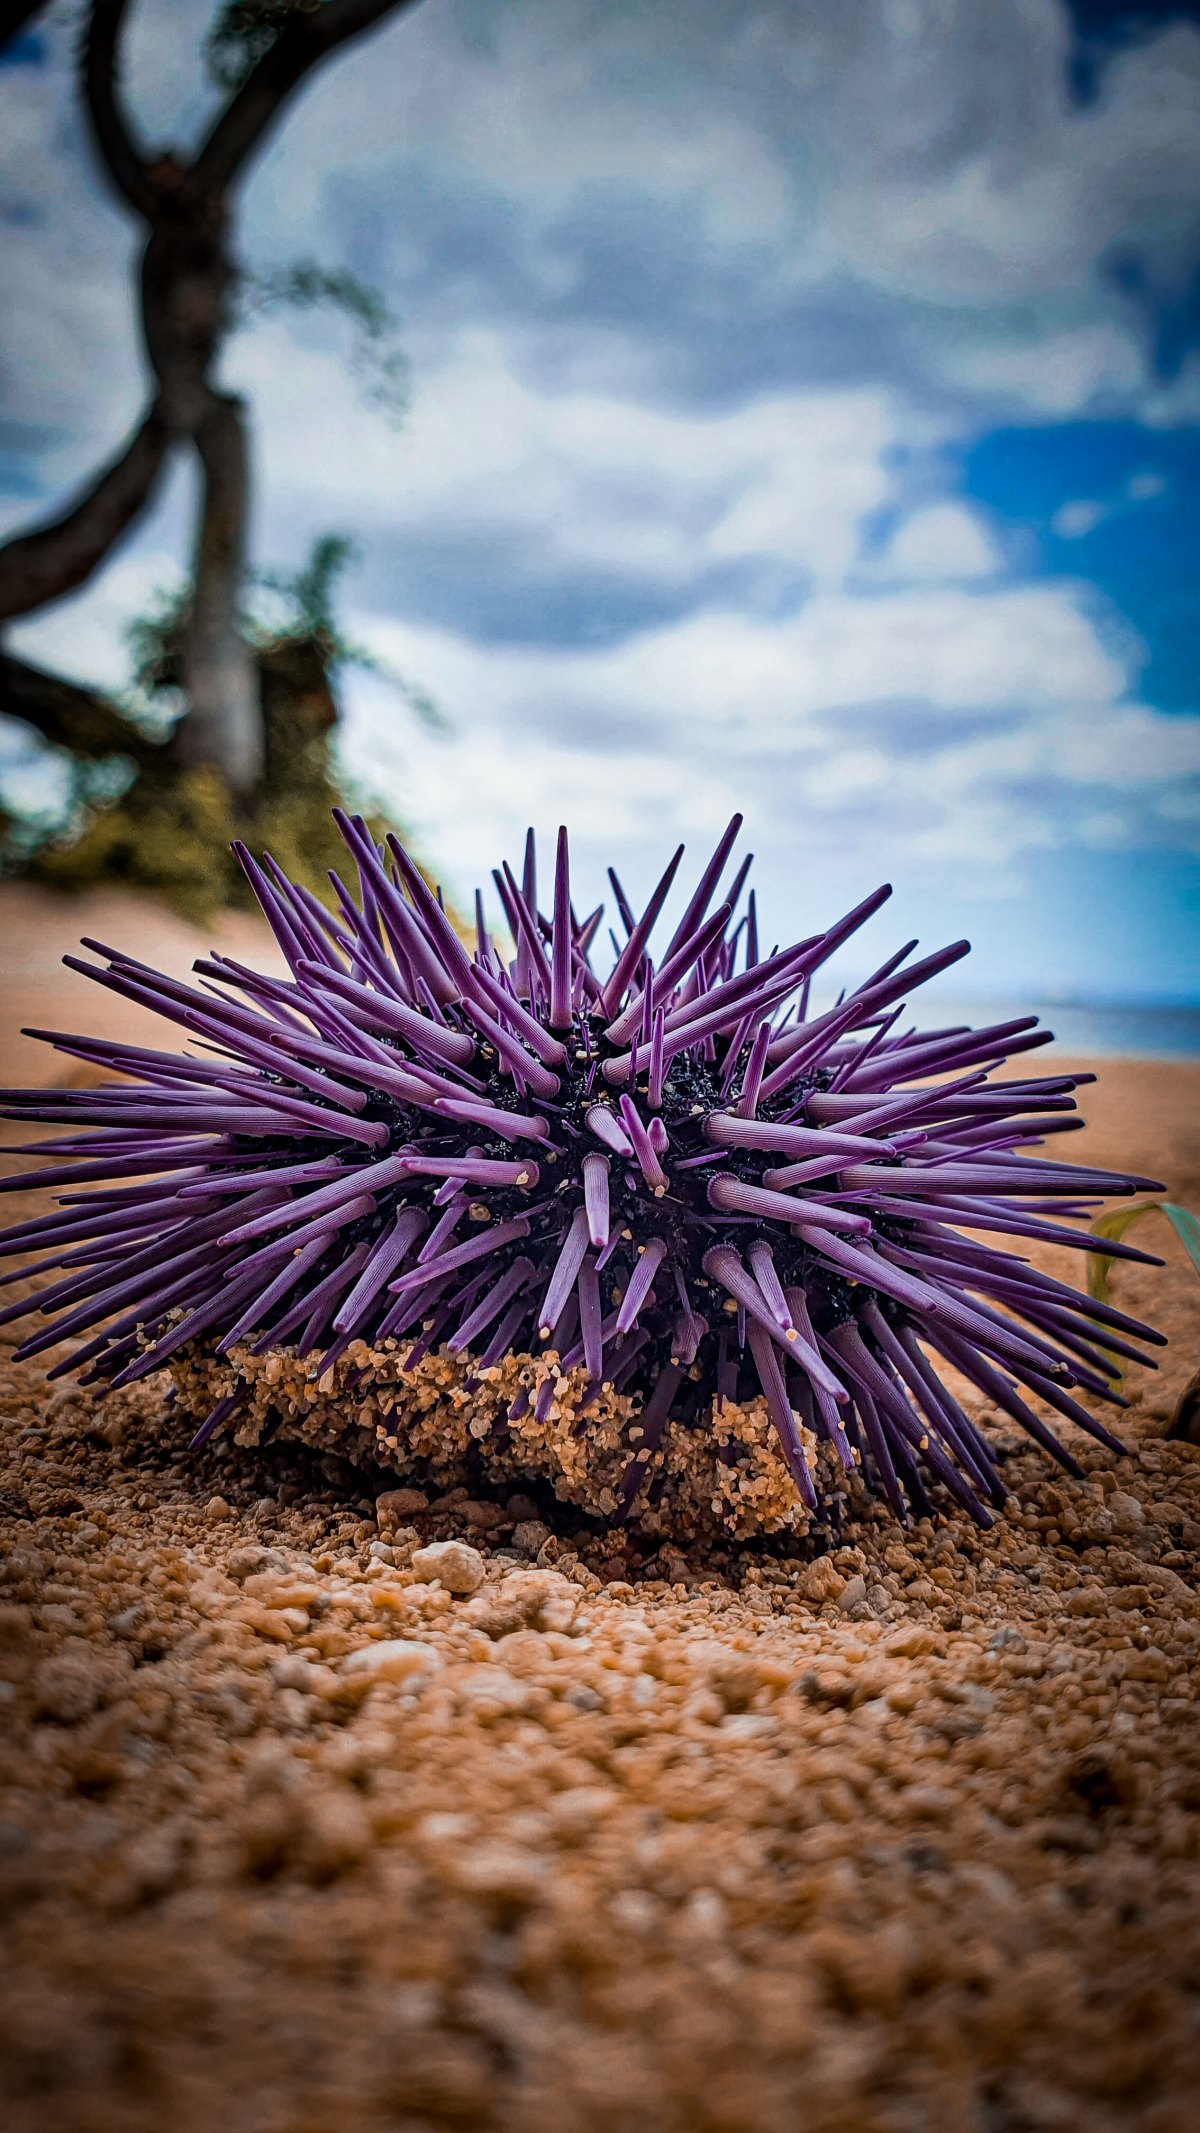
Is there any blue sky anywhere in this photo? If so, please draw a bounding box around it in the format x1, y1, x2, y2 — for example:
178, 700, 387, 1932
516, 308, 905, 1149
1, 0, 1199, 1005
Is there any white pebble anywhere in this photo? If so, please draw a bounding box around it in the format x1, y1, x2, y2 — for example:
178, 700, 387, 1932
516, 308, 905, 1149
410, 1539, 487, 1595
344, 1638, 440, 1683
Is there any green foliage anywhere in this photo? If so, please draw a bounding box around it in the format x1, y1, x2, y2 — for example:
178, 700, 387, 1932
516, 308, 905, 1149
256, 531, 358, 644
252, 536, 444, 728
32, 766, 242, 921
122, 535, 442, 731
237, 257, 409, 422
125, 580, 191, 715
28, 726, 390, 926
1087, 1199, 1200, 1388
13, 534, 433, 921
1087, 1199, 1200, 1306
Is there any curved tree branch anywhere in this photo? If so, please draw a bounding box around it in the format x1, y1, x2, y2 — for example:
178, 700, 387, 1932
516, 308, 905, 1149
0, 401, 172, 624
82, 0, 158, 220
0, 650, 156, 762
197, 0, 422, 190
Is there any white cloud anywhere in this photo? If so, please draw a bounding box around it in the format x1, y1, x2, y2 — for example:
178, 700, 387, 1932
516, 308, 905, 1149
568, 583, 1126, 735
1051, 465, 1171, 541
814, 15, 1200, 300
943, 323, 1148, 418
1052, 499, 1108, 540
868, 501, 1002, 581
332, 570, 1197, 928
245, 0, 1200, 419
6, 0, 1200, 522
228, 323, 909, 593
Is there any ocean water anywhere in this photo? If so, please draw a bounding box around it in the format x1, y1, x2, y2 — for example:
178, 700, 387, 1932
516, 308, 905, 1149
1006, 1001, 1200, 1061
806, 993, 1200, 1062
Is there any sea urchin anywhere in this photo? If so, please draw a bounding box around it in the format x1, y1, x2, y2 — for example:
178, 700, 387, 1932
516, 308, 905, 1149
0, 811, 1166, 1537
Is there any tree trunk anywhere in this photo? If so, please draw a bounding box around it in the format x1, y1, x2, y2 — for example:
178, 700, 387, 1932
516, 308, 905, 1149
177, 392, 262, 797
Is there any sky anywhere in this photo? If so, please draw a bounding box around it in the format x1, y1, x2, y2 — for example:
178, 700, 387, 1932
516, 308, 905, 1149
1, 0, 1199, 1008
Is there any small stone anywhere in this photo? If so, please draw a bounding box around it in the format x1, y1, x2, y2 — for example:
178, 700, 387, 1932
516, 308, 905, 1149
418, 1811, 477, 1847
836, 1574, 868, 1615
466, 1569, 579, 1638
610, 1889, 659, 1932
270, 1655, 331, 1693
549, 1785, 617, 1832
795, 1557, 846, 1605
906, 1785, 955, 1824
33, 1654, 104, 1723
884, 1679, 922, 1715
722, 1713, 777, 1741
238, 1601, 308, 1643
505, 1569, 579, 1632
512, 1520, 553, 1558
116, 1828, 186, 1905
563, 1683, 605, 1711
446, 1844, 546, 1900
375, 1488, 429, 1525
410, 1540, 486, 1595
1064, 1586, 1106, 1616
885, 1624, 943, 1659
461, 1500, 508, 1532
300, 1786, 373, 1878
795, 1667, 854, 1710
237, 1792, 304, 1880
988, 1626, 1027, 1652
343, 1638, 440, 1684
681, 1888, 728, 1939
455, 1665, 537, 1719
1107, 1491, 1146, 1534
1081, 1509, 1115, 1545
204, 1496, 233, 1524
0, 1606, 33, 1650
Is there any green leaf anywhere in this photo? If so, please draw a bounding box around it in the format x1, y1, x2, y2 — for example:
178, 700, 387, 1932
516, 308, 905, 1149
235, 259, 409, 424
1087, 1199, 1200, 1306
1163, 1201, 1200, 1277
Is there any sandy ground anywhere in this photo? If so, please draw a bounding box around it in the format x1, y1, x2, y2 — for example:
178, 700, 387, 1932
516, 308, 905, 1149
1, 887, 1199, 2133
0, 882, 291, 1088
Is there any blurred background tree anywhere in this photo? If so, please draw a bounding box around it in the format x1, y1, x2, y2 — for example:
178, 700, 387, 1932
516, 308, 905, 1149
0, 0, 433, 917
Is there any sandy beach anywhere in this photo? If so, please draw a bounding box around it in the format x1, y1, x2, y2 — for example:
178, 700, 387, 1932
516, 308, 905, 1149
0, 885, 1198, 2133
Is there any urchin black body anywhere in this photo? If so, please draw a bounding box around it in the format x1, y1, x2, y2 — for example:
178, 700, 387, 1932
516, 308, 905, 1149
0, 810, 1167, 1530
